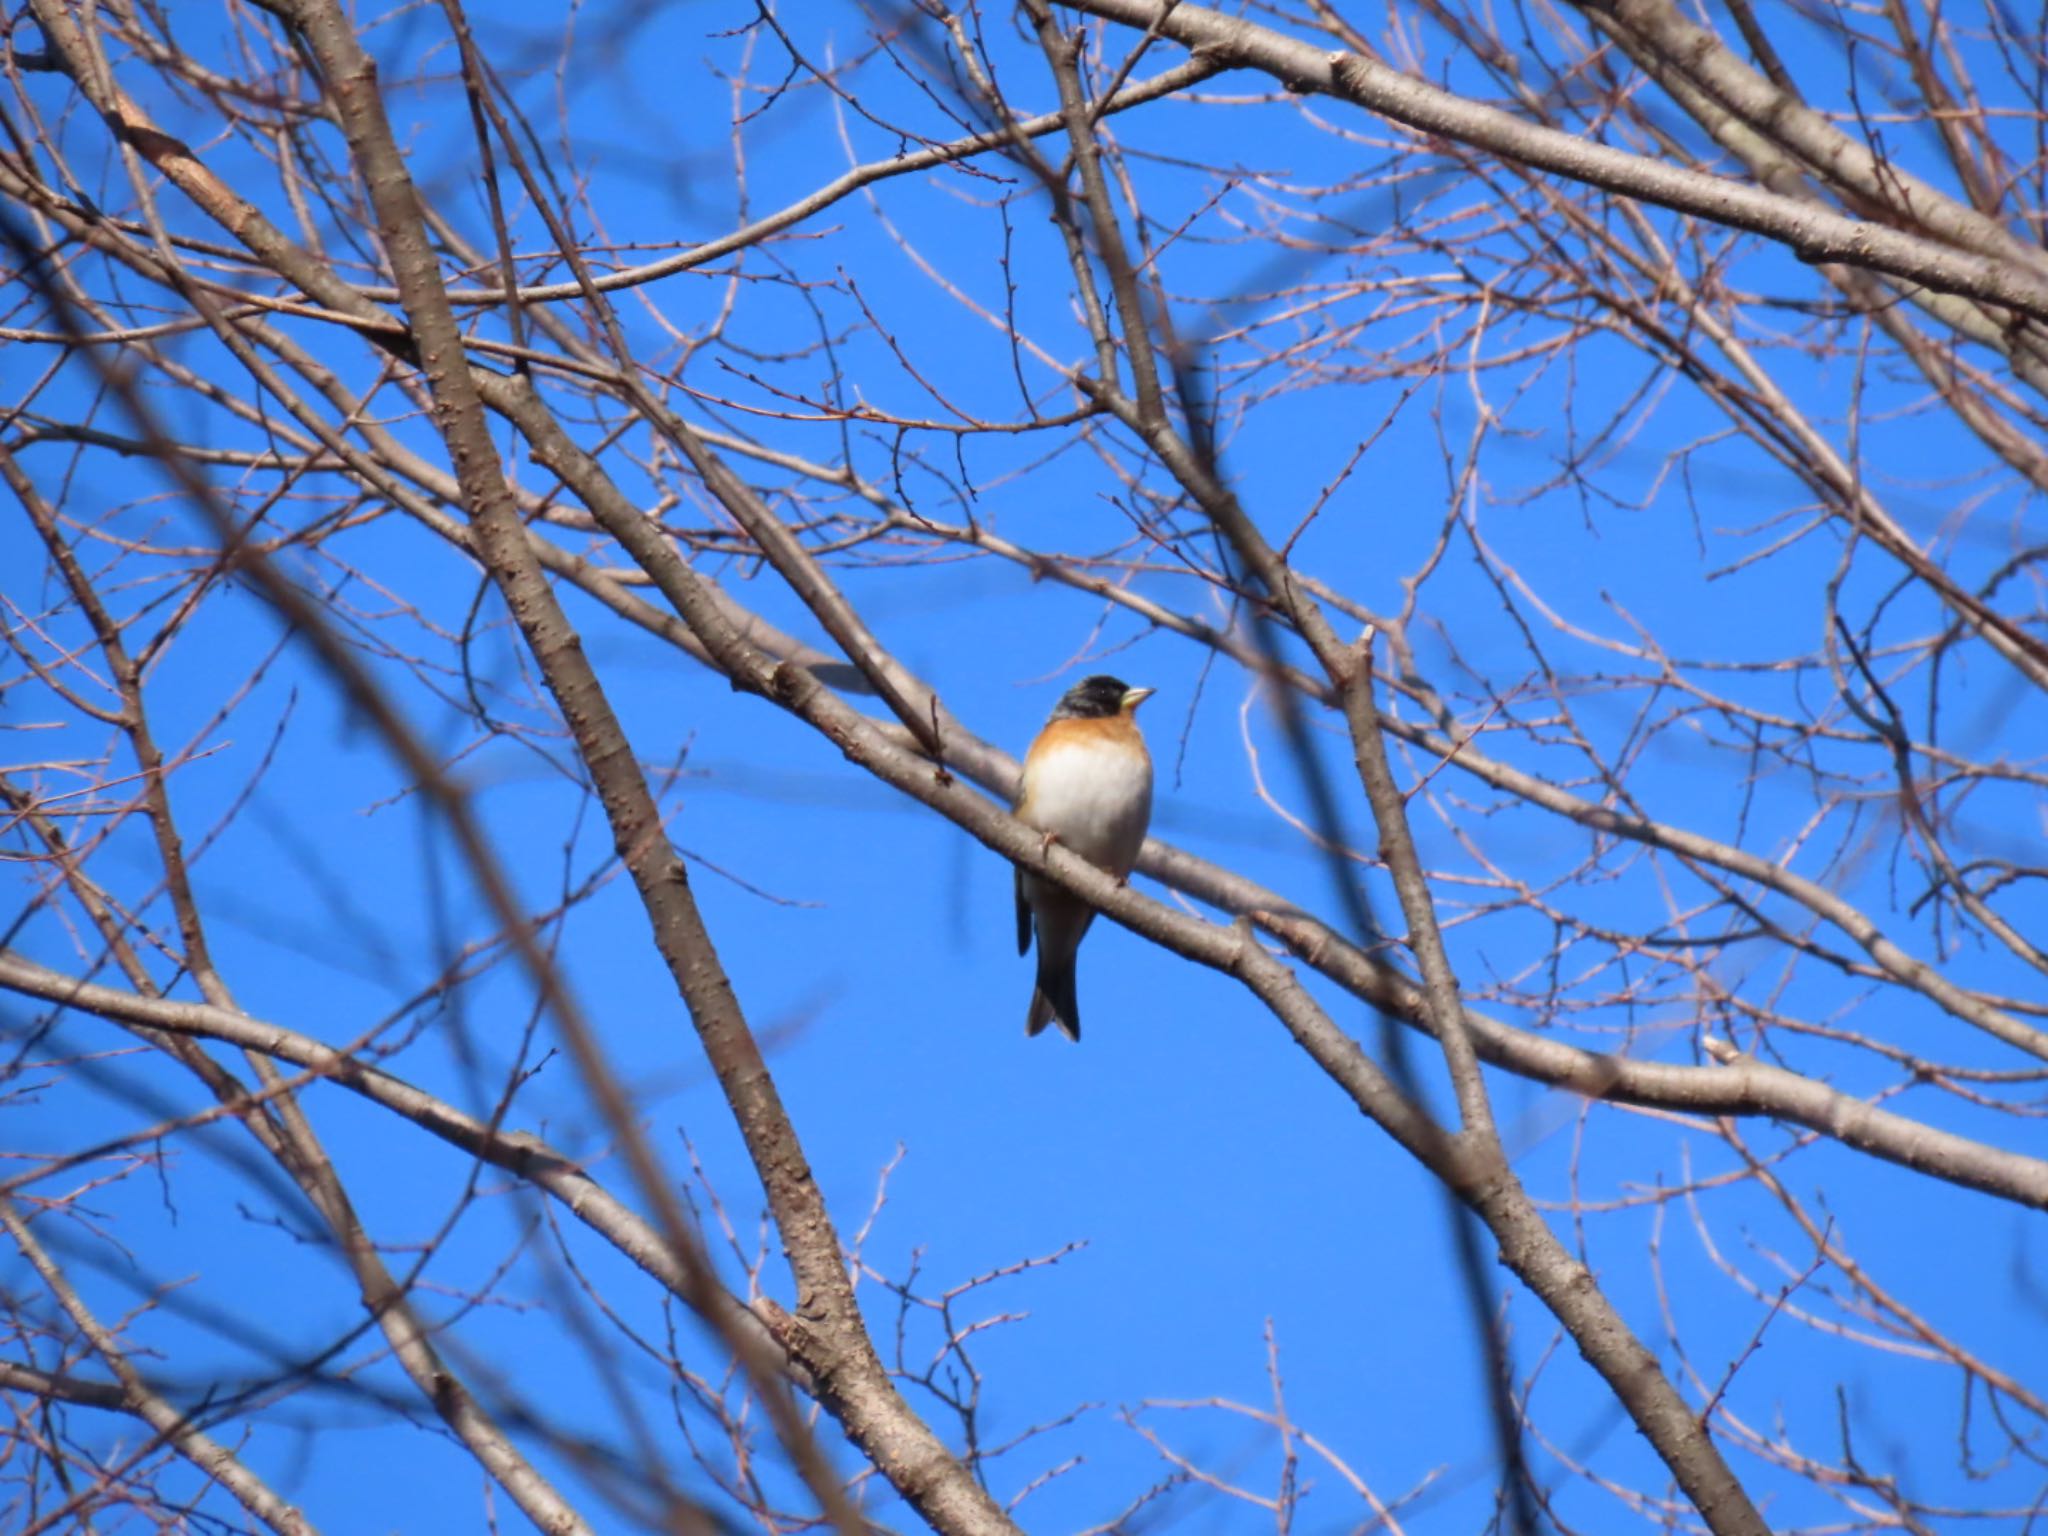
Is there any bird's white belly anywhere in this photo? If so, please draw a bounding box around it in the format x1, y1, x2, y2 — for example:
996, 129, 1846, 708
1020, 740, 1152, 875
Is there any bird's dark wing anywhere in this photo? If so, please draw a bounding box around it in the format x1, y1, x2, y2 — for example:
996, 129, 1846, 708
1014, 864, 1033, 956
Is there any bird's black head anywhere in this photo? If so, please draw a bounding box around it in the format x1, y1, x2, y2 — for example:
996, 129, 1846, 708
1050, 674, 1153, 720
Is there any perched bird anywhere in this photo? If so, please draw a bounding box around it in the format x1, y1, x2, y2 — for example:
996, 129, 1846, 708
1013, 674, 1156, 1041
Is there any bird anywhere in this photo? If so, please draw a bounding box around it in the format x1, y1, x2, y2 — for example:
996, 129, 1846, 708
1013, 674, 1155, 1041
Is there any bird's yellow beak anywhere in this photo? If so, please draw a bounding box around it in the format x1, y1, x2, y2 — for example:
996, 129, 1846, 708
1120, 686, 1156, 712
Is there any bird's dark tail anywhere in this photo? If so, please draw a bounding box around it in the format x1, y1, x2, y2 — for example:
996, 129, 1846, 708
1025, 956, 1081, 1042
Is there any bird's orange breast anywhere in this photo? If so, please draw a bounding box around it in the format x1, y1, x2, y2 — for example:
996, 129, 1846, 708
1017, 714, 1153, 875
